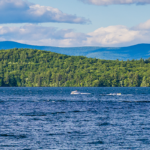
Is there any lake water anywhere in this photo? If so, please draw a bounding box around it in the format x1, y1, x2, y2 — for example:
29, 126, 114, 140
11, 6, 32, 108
0, 87, 150, 149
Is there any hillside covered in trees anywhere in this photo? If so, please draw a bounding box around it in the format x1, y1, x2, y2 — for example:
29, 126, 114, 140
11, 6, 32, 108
0, 48, 150, 87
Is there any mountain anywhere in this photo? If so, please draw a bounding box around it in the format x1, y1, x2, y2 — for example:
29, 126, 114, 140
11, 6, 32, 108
0, 41, 150, 60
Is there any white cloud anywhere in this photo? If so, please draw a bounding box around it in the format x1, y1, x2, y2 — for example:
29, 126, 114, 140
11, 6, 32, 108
0, 24, 88, 47
134, 19, 150, 30
0, 0, 90, 24
0, 0, 30, 10
83, 20, 150, 46
85, 25, 140, 46
0, 19, 150, 47
79, 0, 150, 5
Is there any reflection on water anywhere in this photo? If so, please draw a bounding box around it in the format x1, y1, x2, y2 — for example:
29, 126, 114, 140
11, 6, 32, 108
0, 87, 150, 149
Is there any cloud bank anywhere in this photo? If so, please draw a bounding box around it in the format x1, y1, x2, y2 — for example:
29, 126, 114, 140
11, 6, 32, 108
0, 20, 150, 47
0, 24, 88, 46
0, 0, 90, 24
85, 20, 150, 46
79, 0, 150, 5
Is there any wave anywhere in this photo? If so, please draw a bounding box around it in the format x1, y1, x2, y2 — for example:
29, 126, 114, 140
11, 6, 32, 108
121, 100, 150, 103
88, 140, 104, 145
0, 134, 27, 139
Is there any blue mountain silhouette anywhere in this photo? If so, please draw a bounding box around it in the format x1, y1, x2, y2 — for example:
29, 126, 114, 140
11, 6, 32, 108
0, 41, 150, 60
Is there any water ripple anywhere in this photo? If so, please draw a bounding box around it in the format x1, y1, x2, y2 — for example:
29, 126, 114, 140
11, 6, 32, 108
0, 87, 150, 149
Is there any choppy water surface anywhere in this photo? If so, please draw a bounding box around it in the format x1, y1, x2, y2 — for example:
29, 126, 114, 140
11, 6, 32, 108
0, 87, 150, 149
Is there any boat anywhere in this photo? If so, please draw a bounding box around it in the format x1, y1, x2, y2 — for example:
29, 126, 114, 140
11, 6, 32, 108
71, 90, 81, 94
71, 90, 91, 95
108, 93, 121, 96
117, 93, 121, 95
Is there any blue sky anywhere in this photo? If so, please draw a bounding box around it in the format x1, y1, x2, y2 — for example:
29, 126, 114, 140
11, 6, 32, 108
0, 0, 150, 47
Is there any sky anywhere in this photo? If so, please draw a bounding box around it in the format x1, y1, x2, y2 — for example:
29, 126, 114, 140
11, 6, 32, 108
0, 0, 150, 47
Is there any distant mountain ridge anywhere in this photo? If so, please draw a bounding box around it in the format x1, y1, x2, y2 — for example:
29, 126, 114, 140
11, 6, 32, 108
0, 41, 150, 60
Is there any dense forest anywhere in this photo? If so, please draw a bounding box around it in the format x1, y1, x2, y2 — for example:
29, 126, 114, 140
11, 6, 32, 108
0, 48, 150, 87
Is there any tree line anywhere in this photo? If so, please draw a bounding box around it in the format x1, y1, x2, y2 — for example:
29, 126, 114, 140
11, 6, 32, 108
0, 48, 150, 87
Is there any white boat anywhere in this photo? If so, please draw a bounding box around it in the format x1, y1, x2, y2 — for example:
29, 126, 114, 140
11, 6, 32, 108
71, 90, 81, 94
71, 90, 91, 95
108, 93, 121, 96
117, 93, 121, 95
